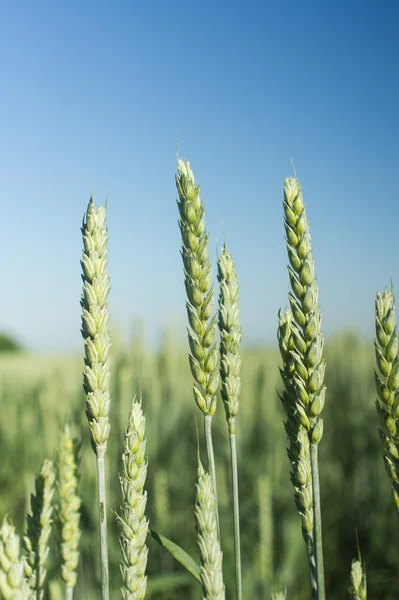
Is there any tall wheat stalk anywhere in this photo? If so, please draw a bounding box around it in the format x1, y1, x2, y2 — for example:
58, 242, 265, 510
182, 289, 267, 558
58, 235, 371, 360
81, 196, 112, 600
176, 159, 220, 532
217, 243, 242, 599
279, 176, 326, 600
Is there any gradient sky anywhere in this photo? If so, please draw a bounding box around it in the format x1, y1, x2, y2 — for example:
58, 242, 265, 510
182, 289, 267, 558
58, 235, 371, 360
0, 1, 398, 352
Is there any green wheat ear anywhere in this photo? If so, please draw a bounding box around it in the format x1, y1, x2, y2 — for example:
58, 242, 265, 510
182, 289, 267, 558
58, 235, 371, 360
57, 424, 82, 598
278, 309, 316, 591
195, 460, 225, 600
176, 159, 219, 417
116, 398, 149, 600
81, 197, 112, 452
349, 559, 367, 600
217, 243, 242, 435
374, 288, 399, 512
0, 517, 30, 599
282, 177, 326, 443
23, 458, 56, 599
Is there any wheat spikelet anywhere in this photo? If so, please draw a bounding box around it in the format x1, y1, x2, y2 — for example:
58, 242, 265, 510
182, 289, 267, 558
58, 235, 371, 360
374, 289, 399, 511
217, 243, 242, 435
282, 177, 326, 444
278, 310, 314, 539
176, 159, 219, 417
116, 398, 149, 600
348, 559, 367, 600
23, 459, 55, 599
81, 197, 112, 452
57, 424, 81, 596
271, 592, 287, 600
195, 461, 225, 600
0, 517, 29, 599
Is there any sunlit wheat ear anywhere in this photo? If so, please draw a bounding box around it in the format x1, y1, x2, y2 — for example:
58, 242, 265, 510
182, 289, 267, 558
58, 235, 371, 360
175, 159, 219, 417
374, 289, 399, 512
282, 177, 326, 444
81, 196, 111, 600
278, 309, 316, 593
116, 398, 149, 600
349, 559, 367, 600
195, 461, 225, 600
217, 244, 242, 435
23, 458, 56, 599
57, 424, 81, 598
0, 517, 30, 599
81, 197, 112, 452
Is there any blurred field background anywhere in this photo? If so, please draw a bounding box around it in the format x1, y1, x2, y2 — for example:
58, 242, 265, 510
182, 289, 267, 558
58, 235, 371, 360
1, 328, 397, 599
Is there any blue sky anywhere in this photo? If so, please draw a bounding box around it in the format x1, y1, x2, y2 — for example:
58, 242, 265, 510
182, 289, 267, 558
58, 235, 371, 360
0, 1, 398, 352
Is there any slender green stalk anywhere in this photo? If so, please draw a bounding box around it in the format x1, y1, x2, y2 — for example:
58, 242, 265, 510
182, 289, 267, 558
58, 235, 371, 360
195, 460, 225, 600
229, 434, 241, 600
57, 424, 81, 600
176, 159, 220, 532
116, 398, 149, 600
23, 458, 56, 599
81, 197, 112, 600
96, 448, 109, 600
217, 244, 242, 599
310, 444, 324, 598
374, 289, 399, 516
279, 176, 327, 600
0, 517, 30, 599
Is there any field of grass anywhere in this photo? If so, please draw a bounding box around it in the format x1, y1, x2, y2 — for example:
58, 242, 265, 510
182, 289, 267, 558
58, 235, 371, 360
0, 330, 397, 599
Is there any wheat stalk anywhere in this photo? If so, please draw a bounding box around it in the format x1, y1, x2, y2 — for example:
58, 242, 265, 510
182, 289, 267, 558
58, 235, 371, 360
116, 398, 149, 600
57, 424, 81, 600
278, 309, 316, 597
217, 243, 242, 599
348, 559, 367, 600
280, 176, 326, 599
0, 517, 29, 599
176, 158, 220, 532
195, 460, 225, 600
23, 459, 55, 599
81, 196, 112, 600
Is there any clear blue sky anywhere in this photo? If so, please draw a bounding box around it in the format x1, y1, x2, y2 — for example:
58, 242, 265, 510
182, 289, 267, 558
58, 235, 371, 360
0, 1, 398, 352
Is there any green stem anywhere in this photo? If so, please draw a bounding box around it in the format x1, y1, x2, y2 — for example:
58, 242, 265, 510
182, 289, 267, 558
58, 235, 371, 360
66, 584, 73, 600
310, 443, 325, 600
229, 432, 242, 600
306, 533, 318, 600
204, 415, 220, 537
96, 446, 109, 600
